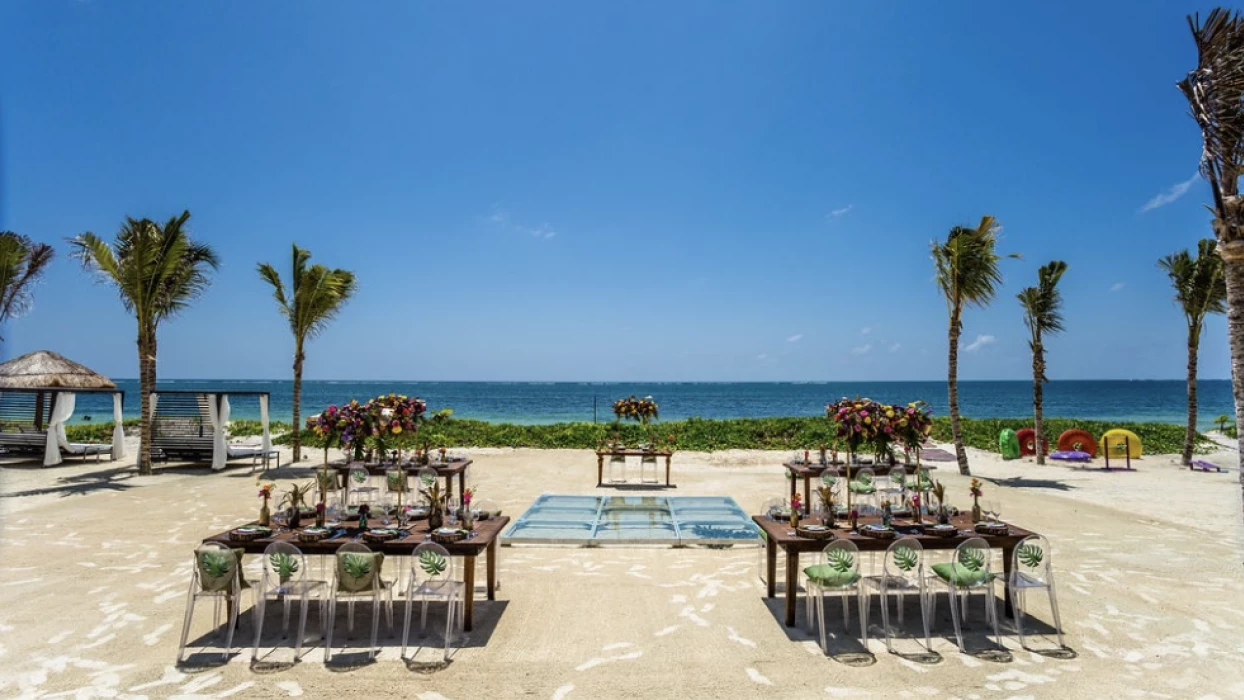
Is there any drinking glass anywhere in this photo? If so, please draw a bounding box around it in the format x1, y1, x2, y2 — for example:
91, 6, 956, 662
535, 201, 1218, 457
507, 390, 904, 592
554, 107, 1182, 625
272, 510, 288, 533
326, 503, 341, 528
446, 498, 460, 527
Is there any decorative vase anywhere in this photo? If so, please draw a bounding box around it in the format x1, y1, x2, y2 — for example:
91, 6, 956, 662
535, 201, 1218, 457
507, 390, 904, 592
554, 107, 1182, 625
289, 506, 301, 529
315, 505, 326, 528
971, 497, 982, 523
462, 508, 475, 531
821, 505, 834, 527
789, 510, 800, 528
428, 508, 443, 531
938, 507, 950, 525
849, 511, 859, 531
258, 502, 271, 527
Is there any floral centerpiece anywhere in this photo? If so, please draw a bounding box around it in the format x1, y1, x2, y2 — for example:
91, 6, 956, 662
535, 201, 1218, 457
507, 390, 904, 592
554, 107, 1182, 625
827, 397, 885, 512
789, 493, 802, 528
613, 395, 659, 433
969, 478, 983, 523
308, 394, 428, 463
894, 400, 935, 518
257, 482, 275, 527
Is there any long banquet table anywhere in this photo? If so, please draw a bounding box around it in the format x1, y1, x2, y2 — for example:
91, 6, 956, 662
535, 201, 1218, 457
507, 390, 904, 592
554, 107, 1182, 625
203, 513, 507, 631
332, 458, 472, 502
752, 513, 1033, 627
783, 459, 932, 515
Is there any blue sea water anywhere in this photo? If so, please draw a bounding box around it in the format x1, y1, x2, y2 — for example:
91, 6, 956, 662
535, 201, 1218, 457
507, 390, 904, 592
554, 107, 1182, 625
64, 379, 1235, 428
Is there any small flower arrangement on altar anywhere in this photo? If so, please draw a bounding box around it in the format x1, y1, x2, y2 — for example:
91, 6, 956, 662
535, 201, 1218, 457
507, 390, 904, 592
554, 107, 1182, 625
613, 395, 659, 425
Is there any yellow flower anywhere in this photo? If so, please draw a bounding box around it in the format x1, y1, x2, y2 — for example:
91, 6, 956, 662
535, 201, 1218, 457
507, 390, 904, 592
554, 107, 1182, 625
392, 425, 402, 434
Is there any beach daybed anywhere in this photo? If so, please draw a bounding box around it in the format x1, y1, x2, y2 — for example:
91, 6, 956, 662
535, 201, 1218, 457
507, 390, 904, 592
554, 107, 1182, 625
0, 351, 126, 466
151, 390, 275, 470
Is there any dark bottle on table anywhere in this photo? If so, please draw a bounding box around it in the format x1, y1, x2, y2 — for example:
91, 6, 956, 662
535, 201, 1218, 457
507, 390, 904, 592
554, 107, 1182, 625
289, 506, 301, 529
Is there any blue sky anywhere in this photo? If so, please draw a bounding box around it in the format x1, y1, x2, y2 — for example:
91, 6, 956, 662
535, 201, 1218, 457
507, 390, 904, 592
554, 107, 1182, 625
0, 1, 1232, 381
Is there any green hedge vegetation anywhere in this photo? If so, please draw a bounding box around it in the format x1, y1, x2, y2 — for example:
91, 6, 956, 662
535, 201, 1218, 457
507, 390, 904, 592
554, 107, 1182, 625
268, 415, 1212, 455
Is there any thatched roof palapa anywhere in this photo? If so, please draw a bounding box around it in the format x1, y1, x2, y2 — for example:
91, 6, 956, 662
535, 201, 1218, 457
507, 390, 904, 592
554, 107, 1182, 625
0, 350, 116, 390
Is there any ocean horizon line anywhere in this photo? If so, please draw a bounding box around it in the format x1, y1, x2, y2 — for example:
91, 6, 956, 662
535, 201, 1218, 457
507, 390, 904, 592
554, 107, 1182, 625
95, 378, 1233, 384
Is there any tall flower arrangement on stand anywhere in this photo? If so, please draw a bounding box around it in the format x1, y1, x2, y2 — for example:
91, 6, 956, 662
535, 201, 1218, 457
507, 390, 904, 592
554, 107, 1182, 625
362, 393, 427, 462
894, 401, 935, 521
613, 395, 660, 445
827, 398, 883, 514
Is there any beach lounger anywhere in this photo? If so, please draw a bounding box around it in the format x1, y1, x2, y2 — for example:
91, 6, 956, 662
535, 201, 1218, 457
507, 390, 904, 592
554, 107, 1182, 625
1191, 460, 1227, 473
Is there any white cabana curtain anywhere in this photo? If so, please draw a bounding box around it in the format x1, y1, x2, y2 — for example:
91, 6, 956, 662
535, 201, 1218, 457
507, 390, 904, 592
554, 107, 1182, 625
259, 395, 271, 456
111, 393, 126, 460
44, 393, 76, 467
208, 393, 230, 471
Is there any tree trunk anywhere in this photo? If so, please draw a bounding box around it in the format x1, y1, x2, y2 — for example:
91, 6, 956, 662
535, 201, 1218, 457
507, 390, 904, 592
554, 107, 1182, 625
948, 310, 970, 476
1033, 345, 1045, 466
1184, 328, 1199, 467
1222, 248, 1244, 523
292, 340, 304, 462
137, 327, 157, 476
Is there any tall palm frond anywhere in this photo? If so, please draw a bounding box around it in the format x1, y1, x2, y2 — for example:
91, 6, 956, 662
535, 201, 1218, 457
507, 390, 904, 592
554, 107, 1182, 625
1018, 260, 1069, 357
1180, 9, 1244, 228
931, 216, 1013, 316
1159, 238, 1228, 329
0, 232, 56, 342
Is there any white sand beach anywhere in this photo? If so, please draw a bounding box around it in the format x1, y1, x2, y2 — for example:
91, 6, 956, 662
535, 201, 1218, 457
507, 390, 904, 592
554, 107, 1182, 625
1, 439, 1242, 699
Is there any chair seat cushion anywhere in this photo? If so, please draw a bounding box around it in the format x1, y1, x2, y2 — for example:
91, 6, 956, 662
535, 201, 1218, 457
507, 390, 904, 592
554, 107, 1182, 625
931, 562, 996, 587
803, 565, 860, 588
335, 552, 386, 593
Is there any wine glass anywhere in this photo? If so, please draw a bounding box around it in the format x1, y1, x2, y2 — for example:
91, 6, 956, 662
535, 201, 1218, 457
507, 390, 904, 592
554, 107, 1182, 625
326, 503, 341, 528
272, 509, 288, 533
990, 500, 1002, 523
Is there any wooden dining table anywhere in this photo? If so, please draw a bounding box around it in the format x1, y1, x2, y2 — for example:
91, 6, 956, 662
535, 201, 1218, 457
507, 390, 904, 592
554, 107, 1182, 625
752, 513, 1034, 628
783, 459, 932, 515
332, 458, 472, 502
204, 513, 508, 631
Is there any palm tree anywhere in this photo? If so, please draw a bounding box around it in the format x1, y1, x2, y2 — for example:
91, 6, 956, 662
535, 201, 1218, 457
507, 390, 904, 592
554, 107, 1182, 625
931, 215, 1017, 475
0, 232, 55, 352
1017, 261, 1068, 466
1178, 8, 1244, 515
1159, 239, 1227, 466
258, 245, 356, 462
69, 211, 219, 475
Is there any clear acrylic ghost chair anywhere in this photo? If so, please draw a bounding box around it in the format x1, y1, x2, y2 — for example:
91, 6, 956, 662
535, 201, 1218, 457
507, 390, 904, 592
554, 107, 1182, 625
881, 466, 907, 502
849, 468, 878, 515
384, 469, 411, 512
863, 537, 932, 653
639, 454, 659, 484
178, 542, 251, 662
929, 537, 1001, 653
401, 542, 465, 662
757, 496, 788, 585
1009, 535, 1065, 649
608, 454, 627, 483
347, 465, 380, 507
324, 543, 394, 662
251, 541, 327, 662
804, 539, 867, 654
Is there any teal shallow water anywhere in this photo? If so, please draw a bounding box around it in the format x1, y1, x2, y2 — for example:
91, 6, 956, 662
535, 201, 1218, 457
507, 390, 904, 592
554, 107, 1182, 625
64, 379, 1234, 428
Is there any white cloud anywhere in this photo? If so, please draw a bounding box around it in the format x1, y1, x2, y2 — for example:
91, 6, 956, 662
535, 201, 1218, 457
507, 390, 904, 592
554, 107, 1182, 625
786, 334, 803, 343
485, 210, 558, 240
851, 343, 872, 356
1140, 173, 1199, 213
1110, 282, 1125, 292
964, 334, 997, 353
888, 342, 901, 353
826, 204, 853, 219
859, 327, 872, 336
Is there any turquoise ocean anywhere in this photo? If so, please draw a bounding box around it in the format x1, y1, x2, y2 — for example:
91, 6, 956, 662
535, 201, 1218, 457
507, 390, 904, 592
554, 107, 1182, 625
67, 380, 1235, 428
